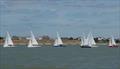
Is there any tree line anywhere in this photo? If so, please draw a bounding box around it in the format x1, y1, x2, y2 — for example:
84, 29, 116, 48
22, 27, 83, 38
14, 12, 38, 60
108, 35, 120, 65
0, 36, 120, 43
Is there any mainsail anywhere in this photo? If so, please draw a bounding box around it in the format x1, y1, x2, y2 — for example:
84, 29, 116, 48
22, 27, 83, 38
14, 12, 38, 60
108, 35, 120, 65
54, 32, 63, 46
109, 36, 117, 46
30, 31, 38, 45
28, 31, 40, 47
81, 32, 97, 47
87, 32, 96, 46
3, 32, 14, 47
111, 36, 116, 45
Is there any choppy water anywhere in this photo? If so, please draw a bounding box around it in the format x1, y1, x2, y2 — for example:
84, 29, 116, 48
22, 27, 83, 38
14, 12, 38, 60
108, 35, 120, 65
0, 45, 120, 69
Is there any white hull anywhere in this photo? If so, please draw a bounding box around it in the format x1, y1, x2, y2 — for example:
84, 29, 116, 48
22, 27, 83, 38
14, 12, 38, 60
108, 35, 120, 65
28, 45, 41, 48
91, 45, 98, 47
3, 45, 15, 48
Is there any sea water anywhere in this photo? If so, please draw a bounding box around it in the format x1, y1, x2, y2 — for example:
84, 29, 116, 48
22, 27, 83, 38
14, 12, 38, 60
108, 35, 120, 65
0, 45, 119, 69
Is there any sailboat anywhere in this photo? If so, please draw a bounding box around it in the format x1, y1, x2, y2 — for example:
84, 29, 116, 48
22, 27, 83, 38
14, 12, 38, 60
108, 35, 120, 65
80, 32, 97, 48
53, 32, 64, 47
87, 32, 98, 47
3, 32, 14, 47
27, 31, 41, 48
108, 36, 118, 47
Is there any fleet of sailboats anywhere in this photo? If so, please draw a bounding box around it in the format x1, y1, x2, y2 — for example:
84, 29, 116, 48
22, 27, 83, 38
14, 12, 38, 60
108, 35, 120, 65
80, 32, 98, 48
53, 32, 64, 47
27, 31, 41, 48
1, 31, 119, 48
3, 32, 14, 47
108, 36, 118, 47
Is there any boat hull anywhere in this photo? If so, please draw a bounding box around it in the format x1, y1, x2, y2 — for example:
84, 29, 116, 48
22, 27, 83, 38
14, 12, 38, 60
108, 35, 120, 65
80, 45, 91, 48
108, 45, 119, 48
3, 45, 15, 48
91, 45, 98, 48
53, 45, 65, 47
27, 46, 41, 48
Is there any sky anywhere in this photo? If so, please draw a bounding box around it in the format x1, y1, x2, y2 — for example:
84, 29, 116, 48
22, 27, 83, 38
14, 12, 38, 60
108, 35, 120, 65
0, 0, 120, 38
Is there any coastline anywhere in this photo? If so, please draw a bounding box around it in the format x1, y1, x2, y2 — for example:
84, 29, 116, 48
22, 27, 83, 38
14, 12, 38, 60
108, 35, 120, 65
0, 39, 119, 46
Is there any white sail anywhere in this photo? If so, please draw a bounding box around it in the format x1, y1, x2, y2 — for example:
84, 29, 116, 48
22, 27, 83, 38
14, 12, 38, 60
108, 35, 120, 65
81, 33, 88, 46
89, 32, 97, 47
57, 32, 63, 45
3, 32, 14, 47
54, 39, 58, 46
28, 31, 40, 48
54, 32, 63, 46
81, 37, 84, 46
91, 35, 96, 45
30, 31, 38, 45
108, 39, 112, 46
28, 39, 32, 47
81, 32, 97, 47
88, 32, 96, 45
85, 32, 91, 46
84, 38, 89, 45
111, 36, 116, 45
81, 35, 87, 46
87, 36, 92, 46
109, 36, 117, 46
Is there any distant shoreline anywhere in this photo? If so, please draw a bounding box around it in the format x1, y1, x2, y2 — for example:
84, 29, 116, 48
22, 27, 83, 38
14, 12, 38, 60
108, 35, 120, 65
0, 36, 120, 46
0, 38, 120, 46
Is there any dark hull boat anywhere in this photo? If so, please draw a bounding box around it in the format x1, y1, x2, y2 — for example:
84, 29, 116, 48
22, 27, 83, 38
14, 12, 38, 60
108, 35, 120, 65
108, 45, 119, 48
80, 45, 91, 48
54, 45, 66, 47
80, 32, 97, 48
